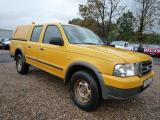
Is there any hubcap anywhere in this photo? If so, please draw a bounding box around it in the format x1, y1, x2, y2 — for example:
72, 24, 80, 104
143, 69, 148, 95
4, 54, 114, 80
17, 56, 22, 71
74, 80, 91, 103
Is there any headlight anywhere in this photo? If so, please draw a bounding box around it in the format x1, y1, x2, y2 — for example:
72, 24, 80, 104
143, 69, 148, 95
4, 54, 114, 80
113, 63, 139, 77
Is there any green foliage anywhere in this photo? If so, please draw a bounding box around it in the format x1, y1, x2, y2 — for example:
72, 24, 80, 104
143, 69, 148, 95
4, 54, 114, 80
69, 18, 82, 25
79, 5, 92, 19
108, 29, 119, 42
117, 11, 135, 41
69, 18, 101, 36
68, 2, 160, 44
143, 34, 160, 44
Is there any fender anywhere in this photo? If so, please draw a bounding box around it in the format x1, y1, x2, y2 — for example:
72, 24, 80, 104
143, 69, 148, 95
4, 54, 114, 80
65, 61, 110, 99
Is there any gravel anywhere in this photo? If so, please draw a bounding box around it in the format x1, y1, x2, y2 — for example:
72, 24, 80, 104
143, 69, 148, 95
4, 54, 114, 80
0, 50, 160, 120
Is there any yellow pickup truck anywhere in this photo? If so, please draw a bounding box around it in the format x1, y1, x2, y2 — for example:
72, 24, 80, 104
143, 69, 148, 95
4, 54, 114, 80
10, 23, 154, 111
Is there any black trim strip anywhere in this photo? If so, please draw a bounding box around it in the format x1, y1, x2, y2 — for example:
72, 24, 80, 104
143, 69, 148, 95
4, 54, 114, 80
12, 38, 27, 41
26, 56, 63, 71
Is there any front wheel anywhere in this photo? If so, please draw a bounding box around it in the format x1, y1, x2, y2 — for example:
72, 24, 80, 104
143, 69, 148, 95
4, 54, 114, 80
70, 71, 102, 111
16, 54, 29, 74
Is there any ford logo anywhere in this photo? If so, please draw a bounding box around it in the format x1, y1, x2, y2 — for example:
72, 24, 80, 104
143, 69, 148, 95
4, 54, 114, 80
146, 66, 150, 70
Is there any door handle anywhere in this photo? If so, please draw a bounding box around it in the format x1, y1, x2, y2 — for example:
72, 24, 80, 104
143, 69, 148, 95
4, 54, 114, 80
40, 48, 44, 51
28, 46, 31, 48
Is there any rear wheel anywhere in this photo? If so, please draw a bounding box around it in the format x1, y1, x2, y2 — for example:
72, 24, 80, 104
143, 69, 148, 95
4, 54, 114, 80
70, 71, 102, 111
16, 54, 29, 74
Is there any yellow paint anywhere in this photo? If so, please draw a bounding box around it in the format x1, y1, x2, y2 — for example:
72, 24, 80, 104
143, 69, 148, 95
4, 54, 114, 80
10, 23, 154, 89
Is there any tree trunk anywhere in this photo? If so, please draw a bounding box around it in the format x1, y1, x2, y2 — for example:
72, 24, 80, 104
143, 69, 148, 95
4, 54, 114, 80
138, 14, 145, 42
106, 13, 112, 39
102, 20, 105, 38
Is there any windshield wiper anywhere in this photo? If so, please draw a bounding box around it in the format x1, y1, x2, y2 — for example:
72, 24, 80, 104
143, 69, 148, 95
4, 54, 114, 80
76, 43, 98, 45
85, 43, 98, 45
76, 42, 106, 46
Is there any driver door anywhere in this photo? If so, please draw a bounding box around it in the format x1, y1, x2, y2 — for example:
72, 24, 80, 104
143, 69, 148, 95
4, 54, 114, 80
38, 25, 66, 78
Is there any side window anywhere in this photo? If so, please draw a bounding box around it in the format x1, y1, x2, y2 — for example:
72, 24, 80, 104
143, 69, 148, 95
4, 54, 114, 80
43, 25, 62, 44
31, 26, 42, 42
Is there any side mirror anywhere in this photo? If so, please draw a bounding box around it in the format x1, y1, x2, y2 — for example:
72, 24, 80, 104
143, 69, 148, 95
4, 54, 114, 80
49, 38, 64, 46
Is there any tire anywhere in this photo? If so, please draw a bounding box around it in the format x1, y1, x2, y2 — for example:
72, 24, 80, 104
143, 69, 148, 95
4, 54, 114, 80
70, 71, 102, 111
16, 54, 29, 74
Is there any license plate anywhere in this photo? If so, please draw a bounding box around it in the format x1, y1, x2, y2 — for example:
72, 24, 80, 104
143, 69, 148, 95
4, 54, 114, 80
143, 78, 153, 88
150, 53, 155, 55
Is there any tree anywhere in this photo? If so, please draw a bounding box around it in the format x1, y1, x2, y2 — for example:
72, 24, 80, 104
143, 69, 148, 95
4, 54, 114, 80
117, 11, 135, 41
79, 1, 106, 37
79, 0, 125, 38
69, 18, 82, 25
79, 5, 93, 20
143, 33, 160, 44
107, 0, 126, 37
69, 18, 101, 36
135, 0, 160, 41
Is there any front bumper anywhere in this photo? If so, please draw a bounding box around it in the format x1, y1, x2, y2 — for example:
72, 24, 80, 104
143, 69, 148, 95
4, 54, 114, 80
101, 71, 154, 99
145, 52, 160, 56
104, 85, 149, 99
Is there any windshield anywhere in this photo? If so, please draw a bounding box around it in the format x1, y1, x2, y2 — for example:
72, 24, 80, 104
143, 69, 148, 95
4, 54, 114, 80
63, 25, 104, 45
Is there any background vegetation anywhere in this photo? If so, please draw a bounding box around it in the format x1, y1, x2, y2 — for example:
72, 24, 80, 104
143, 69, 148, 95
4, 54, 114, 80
69, 0, 160, 44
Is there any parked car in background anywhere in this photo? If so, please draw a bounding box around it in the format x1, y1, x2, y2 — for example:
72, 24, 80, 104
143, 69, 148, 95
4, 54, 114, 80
130, 44, 140, 51
0, 38, 5, 48
144, 45, 160, 57
110, 41, 134, 51
2, 38, 11, 49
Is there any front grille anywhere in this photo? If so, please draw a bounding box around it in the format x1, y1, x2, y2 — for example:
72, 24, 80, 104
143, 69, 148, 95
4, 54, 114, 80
149, 49, 157, 52
139, 61, 152, 77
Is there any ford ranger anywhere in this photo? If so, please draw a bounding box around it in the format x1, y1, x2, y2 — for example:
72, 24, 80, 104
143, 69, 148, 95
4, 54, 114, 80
10, 23, 154, 111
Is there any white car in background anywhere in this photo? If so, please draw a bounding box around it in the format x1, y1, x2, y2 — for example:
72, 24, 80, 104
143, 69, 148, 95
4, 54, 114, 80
2, 38, 11, 49
129, 44, 141, 51
110, 41, 134, 51
0, 38, 5, 48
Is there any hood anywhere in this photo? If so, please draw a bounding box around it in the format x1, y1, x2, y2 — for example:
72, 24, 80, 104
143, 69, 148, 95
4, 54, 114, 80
71, 44, 152, 64
145, 47, 160, 50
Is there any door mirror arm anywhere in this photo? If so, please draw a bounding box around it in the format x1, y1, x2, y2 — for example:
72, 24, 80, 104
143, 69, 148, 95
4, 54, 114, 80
49, 38, 64, 46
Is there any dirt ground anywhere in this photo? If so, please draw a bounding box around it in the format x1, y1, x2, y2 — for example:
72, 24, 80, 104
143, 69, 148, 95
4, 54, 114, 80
0, 50, 160, 120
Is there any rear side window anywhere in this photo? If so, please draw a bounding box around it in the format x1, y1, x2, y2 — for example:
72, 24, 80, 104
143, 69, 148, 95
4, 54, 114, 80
31, 26, 42, 42
43, 25, 62, 44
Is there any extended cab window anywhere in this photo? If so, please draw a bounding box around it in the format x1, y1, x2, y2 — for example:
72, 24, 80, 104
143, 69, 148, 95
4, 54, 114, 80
43, 25, 62, 44
31, 26, 42, 42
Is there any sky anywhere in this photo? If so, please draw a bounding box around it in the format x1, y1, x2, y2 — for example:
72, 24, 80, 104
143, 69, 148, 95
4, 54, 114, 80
0, 0, 135, 30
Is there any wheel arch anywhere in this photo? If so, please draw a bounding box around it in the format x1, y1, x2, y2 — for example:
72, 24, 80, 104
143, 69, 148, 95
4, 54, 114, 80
64, 61, 107, 99
14, 48, 24, 60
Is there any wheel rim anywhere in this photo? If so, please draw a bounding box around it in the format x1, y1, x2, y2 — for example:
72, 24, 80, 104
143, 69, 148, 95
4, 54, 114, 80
74, 79, 91, 103
17, 56, 22, 71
